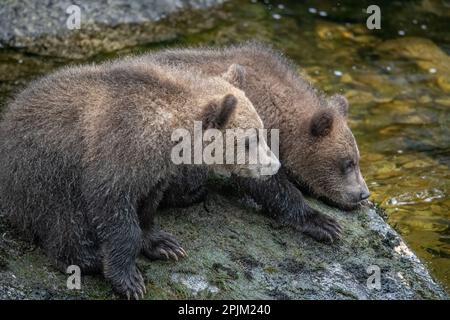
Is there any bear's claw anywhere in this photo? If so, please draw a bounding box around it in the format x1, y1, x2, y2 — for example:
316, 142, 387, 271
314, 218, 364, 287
142, 230, 186, 261
300, 211, 342, 243
111, 265, 147, 300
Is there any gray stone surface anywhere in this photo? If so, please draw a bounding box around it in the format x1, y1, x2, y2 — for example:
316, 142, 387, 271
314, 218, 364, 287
0, 0, 226, 57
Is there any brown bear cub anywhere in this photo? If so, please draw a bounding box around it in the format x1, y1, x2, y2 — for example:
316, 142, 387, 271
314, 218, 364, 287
150, 42, 370, 242
0, 58, 280, 298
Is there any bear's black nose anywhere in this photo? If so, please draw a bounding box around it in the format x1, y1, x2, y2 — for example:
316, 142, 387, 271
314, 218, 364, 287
359, 191, 370, 201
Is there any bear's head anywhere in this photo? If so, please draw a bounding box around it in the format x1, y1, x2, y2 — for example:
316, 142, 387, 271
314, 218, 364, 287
199, 67, 280, 180
286, 94, 370, 210
217, 63, 369, 210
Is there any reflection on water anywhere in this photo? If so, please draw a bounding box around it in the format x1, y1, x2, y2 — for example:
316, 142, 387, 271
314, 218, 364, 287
0, 0, 449, 291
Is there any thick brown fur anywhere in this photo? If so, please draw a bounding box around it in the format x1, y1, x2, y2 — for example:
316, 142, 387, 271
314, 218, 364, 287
0, 58, 271, 299
149, 42, 370, 242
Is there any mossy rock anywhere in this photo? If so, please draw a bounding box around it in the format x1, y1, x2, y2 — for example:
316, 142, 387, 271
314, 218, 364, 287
0, 191, 447, 300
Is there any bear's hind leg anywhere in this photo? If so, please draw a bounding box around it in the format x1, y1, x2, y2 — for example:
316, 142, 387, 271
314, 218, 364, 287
41, 209, 103, 275
52, 253, 102, 275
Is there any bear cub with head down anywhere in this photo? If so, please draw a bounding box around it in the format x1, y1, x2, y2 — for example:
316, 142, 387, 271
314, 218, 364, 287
0, 57, 280, 298
150, 42, 370, 243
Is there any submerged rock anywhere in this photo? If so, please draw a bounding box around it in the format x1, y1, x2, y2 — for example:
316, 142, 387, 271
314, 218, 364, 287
378, 37, 449, 63
0, 191, 447, 300
378, 37, 450, 93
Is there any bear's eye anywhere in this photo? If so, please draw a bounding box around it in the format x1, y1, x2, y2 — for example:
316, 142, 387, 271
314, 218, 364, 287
342, 159, 355, 174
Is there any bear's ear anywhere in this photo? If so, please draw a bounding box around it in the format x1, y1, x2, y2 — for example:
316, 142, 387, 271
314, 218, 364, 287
222, 64, 246, 88
329, 94, 348, 117
202, 94, 237, 130
310, 109, 334, 137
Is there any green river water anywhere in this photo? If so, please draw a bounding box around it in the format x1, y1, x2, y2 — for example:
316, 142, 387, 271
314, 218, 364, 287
0, 0, 449, 292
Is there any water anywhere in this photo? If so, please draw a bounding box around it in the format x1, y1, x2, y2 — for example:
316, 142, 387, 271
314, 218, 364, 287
0, 0, 449, 291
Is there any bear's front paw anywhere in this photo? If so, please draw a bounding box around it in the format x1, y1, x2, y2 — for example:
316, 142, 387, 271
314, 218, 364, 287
300, 211, 342, 243
142, 230, 186, 261
110, 266, 146, 300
